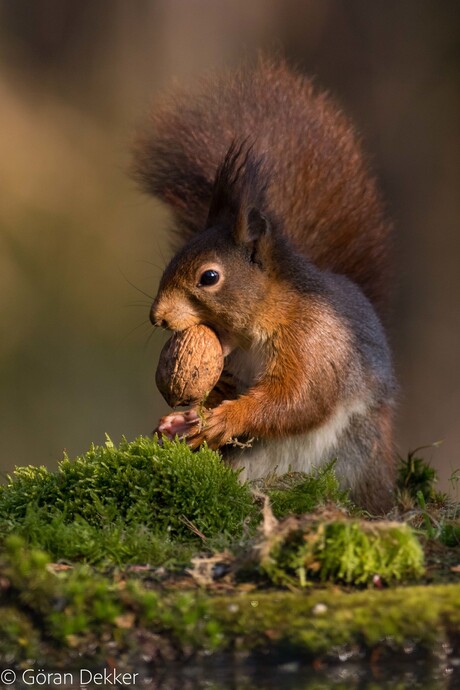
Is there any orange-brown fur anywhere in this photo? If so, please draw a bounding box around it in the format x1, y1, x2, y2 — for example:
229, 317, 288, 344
186, 294, 351, 448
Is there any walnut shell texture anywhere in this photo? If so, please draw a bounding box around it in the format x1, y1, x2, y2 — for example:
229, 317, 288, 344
156, 325, 224, 407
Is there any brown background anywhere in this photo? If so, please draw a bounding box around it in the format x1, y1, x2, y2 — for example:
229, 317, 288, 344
0, 1, 459, 492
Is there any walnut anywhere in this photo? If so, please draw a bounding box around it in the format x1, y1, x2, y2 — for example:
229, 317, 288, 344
156, 325, 224, 407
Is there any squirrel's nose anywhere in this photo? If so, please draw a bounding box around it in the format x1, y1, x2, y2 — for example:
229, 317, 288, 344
150, 295, 174, 329
150, 300, 167, 328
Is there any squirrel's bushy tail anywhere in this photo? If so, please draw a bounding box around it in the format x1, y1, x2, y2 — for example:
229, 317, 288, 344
133, 59, 392, 317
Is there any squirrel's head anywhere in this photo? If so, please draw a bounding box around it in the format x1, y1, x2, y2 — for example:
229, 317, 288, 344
151, 206, 275, 352
150, 141, 279, 352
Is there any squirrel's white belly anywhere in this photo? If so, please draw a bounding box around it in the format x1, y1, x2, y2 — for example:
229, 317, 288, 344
225, 398, 368, 485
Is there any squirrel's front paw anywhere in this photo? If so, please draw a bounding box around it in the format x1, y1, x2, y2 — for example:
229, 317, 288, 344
186, 405, 233, 450
155, 409, 199, 440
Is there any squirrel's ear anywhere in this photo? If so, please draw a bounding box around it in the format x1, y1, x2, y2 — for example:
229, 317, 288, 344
234, 206, 270, 248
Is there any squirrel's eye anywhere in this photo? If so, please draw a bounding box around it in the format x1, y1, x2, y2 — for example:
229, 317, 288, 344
198, 269, 220, 287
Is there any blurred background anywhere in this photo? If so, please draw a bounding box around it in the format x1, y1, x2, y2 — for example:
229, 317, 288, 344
0, 0, 459, 492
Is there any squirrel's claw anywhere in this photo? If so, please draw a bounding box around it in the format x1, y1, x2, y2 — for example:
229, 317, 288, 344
185, 405, 233, 450
155, 403, 240, 451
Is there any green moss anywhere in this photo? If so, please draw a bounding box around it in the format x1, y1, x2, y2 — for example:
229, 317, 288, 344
259, 515, 425, 586
0, 435, 454, 599
265, 463, 350, 518
1, 535, 459, 666
0, 436, 254, 564
1, 536, 223, 655
211, 584, 460, 656
8, 509, 197, 566
0, 438, 352, 570
397, 446, 440, 503
439, 519, 460, 547
0, 435, 458, 670
0, 607, 41, 659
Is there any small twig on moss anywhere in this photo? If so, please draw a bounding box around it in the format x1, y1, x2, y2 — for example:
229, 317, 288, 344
180, 515, 207, 542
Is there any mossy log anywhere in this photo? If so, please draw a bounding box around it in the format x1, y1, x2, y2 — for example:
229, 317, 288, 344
0, 535, 459, 670
0, 436, 459, 677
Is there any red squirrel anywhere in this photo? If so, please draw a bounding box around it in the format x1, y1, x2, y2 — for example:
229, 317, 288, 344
133, 59, 396, 514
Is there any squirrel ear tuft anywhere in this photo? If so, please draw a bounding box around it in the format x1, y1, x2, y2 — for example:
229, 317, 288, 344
247, 207, 270, 241
234, 206, 270, 246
